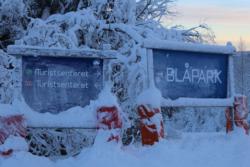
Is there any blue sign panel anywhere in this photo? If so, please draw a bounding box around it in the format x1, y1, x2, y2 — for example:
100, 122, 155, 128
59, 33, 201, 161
22, 56, 103, 113
153, 49, 229, 99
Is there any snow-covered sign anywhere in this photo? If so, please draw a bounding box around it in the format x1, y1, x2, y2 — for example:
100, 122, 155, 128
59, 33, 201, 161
144, 40, 236, 107
7, 45, 115, 114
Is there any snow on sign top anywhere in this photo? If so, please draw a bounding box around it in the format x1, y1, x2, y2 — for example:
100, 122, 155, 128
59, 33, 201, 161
7, 45, 117, 59
143, 39, 236, 55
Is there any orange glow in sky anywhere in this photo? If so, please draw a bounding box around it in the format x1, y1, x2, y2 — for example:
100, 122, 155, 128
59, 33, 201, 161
165, 0, 250, 50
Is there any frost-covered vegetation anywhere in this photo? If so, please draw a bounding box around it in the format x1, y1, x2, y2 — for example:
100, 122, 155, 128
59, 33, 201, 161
1, 0, 247, 160
0, 0, 220, 147
0, 0, 215, 105
0, 50, 16, 104
1, 129, 250, 167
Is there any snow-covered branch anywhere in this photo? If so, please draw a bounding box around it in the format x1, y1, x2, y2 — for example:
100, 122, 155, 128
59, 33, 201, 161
136, 0, 175, 22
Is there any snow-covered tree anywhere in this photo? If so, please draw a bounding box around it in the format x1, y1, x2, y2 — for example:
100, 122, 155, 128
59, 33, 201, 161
0, 0, 220, 155
0, 50, 16, 104
1, 0, 216, 121
238, 37, 246, 52
1, 0, 217, 118
0, 0, 28, 50
24, 0, 91, 19
136, 0, 175, 22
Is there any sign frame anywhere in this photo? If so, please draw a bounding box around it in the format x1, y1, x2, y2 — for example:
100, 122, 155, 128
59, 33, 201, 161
7, 45, 117, 128
144, 40, 236, 107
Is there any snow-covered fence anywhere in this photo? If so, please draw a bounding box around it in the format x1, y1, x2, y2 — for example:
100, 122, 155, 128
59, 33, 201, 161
26, 127, 96, 157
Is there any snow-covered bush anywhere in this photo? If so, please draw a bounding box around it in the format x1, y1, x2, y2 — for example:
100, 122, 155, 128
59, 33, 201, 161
0, 0, 28, 49
0, 1, 223, 155
27, 128, 95, 157
0, 50, 16, 104
24, 0, 91, 19
163, 107, 226, 132
2, 0, 217, 127
136, 0, 175, 22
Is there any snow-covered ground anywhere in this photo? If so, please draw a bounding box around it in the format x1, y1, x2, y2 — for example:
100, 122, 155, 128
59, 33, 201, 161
0, 129, 249, 167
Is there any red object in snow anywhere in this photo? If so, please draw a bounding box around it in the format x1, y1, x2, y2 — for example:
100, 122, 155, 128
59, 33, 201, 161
0, 115, 27, 157
0, 115, 27, 144
0, 149, 13, 157
233, 96, 249, 135
107, 134, 120, 143
137, 105, 164, 145
97, 106, 122, 142
225, 107, 233, 133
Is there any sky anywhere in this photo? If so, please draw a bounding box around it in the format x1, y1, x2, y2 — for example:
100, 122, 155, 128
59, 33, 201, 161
165, 0, 250, 50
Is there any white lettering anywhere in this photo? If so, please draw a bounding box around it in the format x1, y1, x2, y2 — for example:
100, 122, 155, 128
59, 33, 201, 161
164, 62, 223, 85
175, 68, 183, 83
214, 70, 222, 84
198, 70, 206, 83
166, 68, 174, 82
33, 69, 89, 78
206, 70, 214, 83
183, 69, 191, 82
191, 69, 199, 83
